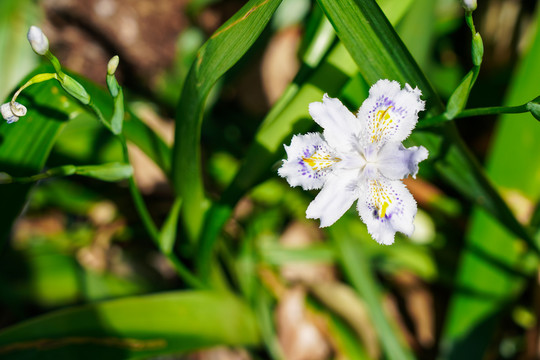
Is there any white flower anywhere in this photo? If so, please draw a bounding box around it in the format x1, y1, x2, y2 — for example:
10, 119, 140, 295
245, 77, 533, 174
1, 102, 27, 124
27, 26, 49, 55
278, 80, 428, 245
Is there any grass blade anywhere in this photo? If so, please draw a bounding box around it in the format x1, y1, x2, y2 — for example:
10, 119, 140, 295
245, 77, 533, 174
0, 291, 259, 359
440, 9, 540, 358
330, 222, 414, 360
0, 0, 40, 101
0, 71, 72, 245
172, 0, 283, 241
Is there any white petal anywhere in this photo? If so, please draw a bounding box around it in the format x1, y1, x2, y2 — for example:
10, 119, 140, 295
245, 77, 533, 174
278, 133, 340, 190
309, 94, 362, 153
306, 170, 359, 227
357, 79, 425, 147
376, 142, 428, 180
357, 178, 417, 245
1, 102, 26, 124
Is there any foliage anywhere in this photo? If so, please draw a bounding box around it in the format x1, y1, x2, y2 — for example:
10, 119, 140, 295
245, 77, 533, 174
0, 0, 539, 359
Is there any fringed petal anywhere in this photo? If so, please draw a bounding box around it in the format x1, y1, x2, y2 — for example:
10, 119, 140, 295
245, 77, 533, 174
357, 178, 417, 245
309, 94, 362, 153
357, 80, 425, 148
376, 142, 428, 180
278, 133, 340, 190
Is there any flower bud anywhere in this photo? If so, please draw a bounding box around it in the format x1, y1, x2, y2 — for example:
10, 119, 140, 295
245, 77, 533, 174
27, 26, 49, 55
527, 101, 540, 122
1, 102, 27, 124
107, 56, 119, 76
61, 75, 91, 105
460, 0, 477, 12
472, 32, 483, 66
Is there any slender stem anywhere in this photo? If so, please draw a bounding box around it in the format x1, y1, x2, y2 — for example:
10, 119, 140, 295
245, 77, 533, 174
418, 104, 529, 128
118, 134, 160, 241
465, 12, 476, 35
88, 101, 114, 133
11, 73, 58, 104
45, 51, 65, 80
118, 134, 205, 289
456, 104, 528, 118
87, 95, 204, 288
34, 51, 204, 288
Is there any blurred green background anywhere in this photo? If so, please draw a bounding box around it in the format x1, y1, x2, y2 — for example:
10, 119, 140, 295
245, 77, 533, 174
0, 0, 539, 359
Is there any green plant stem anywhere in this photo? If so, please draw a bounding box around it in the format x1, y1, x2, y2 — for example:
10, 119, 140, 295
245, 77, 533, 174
88, 102, 114, 133
44, 51, 65, 79
465, 12, 476, 34
117, 134, 205, 289
418, 103, 529, 128
85, 96, 203, 288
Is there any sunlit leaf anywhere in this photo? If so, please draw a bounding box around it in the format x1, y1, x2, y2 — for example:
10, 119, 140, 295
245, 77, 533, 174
75, 163, 133, 182
172, 0, 283, 241
0, 0, 40, 101
440, 10, 540, 359
0, 291, 260, 359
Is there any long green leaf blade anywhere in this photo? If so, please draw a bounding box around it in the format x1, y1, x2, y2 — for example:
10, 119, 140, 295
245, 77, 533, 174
172, 0, 283, 241
0, 291, 260, 359
0, 71, 73, 243
330, 222, 414, 360
0, 0, 40, 101
440, 9, 540, 358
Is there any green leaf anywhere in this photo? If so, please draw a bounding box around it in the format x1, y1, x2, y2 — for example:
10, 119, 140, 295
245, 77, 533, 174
0, 291, 260, 359
259, 243, 336, 265
0, 70, 73, 243
0, 0, 40, 101
440, 10, 540, 359
172, 0, 283, 241
75, 163, 133, 182
316, 0, 442, 113
329, 221, 414, 360
444, 69, 477, 120
0, 65, 170, 244
110, 88, 124, 135
61, 74, 90, 105
159, 198, 182, 255
72, 73, 171, 175
49, 69, 171, 175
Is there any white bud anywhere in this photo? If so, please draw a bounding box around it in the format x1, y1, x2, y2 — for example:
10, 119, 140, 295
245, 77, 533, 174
1, 102, 27, 124
107, 56, 120, 75
27, 26, 49, 55
460, 0, 477, 12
